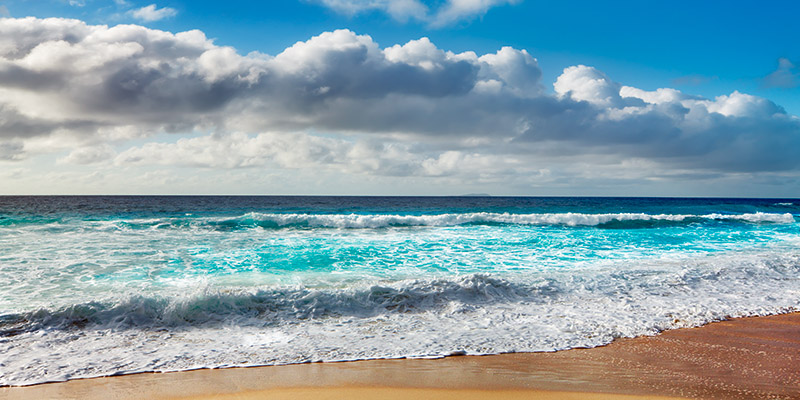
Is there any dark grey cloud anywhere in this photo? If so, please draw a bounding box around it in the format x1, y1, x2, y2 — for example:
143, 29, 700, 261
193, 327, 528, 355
0, 104, 95, 139
0, 141, 24, 160
0, 63, 65, 90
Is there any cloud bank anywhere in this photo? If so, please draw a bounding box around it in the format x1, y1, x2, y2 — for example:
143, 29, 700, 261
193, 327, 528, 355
0, 17, 799, 194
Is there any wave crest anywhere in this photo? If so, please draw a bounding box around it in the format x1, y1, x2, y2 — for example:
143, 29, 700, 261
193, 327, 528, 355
116, 211, 796, 231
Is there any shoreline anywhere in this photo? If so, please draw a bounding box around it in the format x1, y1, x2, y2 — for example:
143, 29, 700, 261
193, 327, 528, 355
2, 312, 799, 399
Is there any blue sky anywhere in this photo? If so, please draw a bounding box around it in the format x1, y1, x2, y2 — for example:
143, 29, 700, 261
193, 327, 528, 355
0, 0, 798, 196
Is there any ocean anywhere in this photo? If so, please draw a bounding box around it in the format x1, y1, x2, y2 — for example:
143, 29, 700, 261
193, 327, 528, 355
1, 196, 799, 386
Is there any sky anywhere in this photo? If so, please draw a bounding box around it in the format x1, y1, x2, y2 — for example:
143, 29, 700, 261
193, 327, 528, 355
0, 0, 798, 196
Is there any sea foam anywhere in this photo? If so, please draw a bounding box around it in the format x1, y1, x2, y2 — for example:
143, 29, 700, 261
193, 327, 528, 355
2, 249, 799, 386
110, 211, 797, 231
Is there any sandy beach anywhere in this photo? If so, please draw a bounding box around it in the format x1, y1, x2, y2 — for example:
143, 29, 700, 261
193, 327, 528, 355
1, 312, 798, 400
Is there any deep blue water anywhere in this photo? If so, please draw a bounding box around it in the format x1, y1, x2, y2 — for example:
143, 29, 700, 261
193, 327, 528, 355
1, 195, 797, 216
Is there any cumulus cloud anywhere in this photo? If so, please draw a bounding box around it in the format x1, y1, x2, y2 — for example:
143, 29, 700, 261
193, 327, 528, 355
0, 17, 799, 193
0, 19, 541, 139
555, 65, 623, 107
531, 67, 800, 173
313, 0, 518, 26
763, 58, 800, 88
130, 4, 178, 22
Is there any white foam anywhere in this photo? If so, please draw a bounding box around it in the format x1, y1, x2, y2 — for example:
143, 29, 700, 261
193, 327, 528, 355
2, 249, 799, 386
213, 211, 796, 229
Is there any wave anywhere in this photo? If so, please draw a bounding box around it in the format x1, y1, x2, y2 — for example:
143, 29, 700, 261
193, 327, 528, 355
114, 211, 796, 231
5, 248, 800, 337
0, 275, 555, 336
3, 251, 799, 386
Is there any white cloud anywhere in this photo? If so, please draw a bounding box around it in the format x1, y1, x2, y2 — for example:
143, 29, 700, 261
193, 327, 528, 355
110, 131, 542, 187
313, 0, 518, 26
130, 4, 178, 22
58, 144, 116, 164
1, 17, 799, 195
554, 65, 622, 107
432, 0, 519, 27
317, 0, 428, 22
114, 132, 347, 169
619, 86, 693, 105
700, 91, 783, 118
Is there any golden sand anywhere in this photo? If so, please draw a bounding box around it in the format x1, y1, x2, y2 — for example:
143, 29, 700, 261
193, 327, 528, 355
174, 387, 680, 400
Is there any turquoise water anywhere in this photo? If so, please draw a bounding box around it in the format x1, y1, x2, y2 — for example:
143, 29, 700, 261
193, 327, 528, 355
1, 196, 799, 385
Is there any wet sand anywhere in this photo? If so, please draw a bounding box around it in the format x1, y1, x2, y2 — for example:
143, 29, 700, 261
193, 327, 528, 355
1, 312, 798, 399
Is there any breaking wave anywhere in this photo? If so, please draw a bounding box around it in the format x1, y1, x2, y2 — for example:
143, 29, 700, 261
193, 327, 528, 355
114, 212, 796, 231
4, 249, 799, 338
2, 250, 799, 386
0, 275, 550, 336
